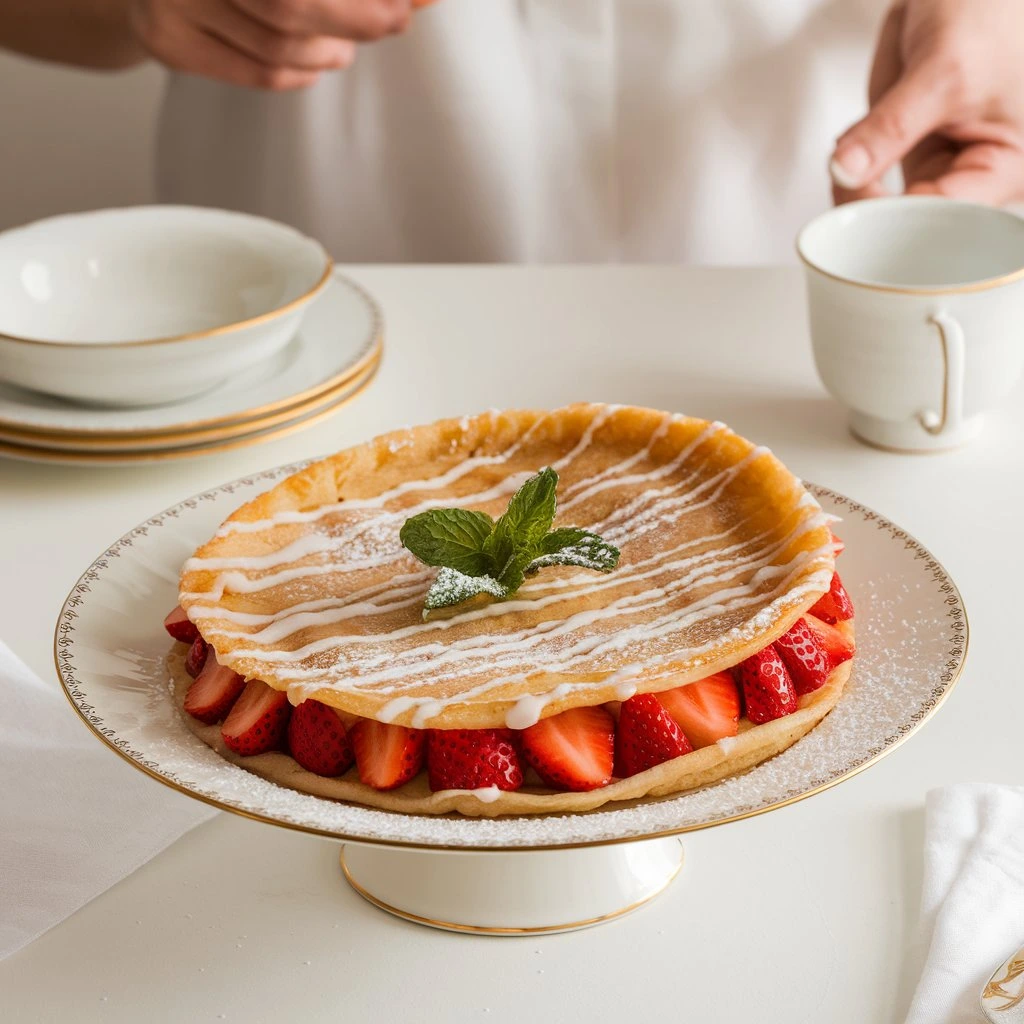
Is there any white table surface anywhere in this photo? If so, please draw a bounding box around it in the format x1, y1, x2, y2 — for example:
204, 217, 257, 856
0, 265, 1018, 1023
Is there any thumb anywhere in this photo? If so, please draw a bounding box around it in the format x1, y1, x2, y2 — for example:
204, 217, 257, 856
830, 63, 948, 191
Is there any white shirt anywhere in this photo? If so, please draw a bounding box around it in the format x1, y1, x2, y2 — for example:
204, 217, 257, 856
157, 0, 885, 263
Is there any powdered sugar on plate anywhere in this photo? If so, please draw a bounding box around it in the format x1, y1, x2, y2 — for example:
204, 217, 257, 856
55, 467, 966, 849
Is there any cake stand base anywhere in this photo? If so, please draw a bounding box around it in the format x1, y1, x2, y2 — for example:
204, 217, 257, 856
340, 837, 684, 935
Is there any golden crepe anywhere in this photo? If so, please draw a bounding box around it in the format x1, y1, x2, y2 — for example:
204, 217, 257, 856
173, 403, 849, 816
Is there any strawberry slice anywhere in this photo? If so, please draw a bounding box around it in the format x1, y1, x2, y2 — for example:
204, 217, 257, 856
830, 530, 845, 557
221, 679, 290, 756
287, 700, 354, 777
615, 693, 693, 777
350, 720, 426, 790
184, 636, 208, 678
183, 649, 245, 724
773, 618, 831, 695
809, 573, 854, 624
656, 672, 740, 748
804, 613, 856, 669
520, 706, 615, 791
427, 729, 523, 792
164, 605, 199, 644
734, 647, 798, 723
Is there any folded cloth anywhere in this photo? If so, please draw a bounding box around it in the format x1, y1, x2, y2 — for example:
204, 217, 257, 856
906, 785, 1024, 1024
0, 641, 215, 960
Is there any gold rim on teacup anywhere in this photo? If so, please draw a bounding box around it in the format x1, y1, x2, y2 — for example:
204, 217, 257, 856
796, 196, 1024, 296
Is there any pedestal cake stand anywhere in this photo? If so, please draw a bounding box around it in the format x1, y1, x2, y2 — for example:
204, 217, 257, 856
54, 468, 967, 934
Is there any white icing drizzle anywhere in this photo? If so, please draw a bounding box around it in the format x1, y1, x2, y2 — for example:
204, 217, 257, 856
181, 406, 834, 727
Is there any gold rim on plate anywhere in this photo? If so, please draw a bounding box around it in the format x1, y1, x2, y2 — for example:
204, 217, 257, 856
0, 359, 379, 466
0, 273, 383, 438
0, 342, 382, 452
51, 483, 969, 851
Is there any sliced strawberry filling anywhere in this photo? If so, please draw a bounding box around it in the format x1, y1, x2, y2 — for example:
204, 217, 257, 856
167, 553, 855, 795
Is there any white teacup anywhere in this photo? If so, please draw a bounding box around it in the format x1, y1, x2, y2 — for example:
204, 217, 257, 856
797, 196, 1024, 451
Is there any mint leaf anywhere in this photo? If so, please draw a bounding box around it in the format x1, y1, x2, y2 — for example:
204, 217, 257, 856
527, 529, 620, 574
399, 508, 494, 576
538, 527, 591, 554
401, 466, 620, 616
422, 567, 508, 617
484, 467, 557, 577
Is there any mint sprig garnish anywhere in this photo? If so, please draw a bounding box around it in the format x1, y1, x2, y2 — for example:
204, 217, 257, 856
399, 467, 620, 617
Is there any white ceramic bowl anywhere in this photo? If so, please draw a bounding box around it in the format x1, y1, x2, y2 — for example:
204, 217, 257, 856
0, 207, 332, 407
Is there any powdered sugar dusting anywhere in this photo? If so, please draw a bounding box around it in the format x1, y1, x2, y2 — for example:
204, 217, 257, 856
55, 472, 966, 848
182, 408, 834, 726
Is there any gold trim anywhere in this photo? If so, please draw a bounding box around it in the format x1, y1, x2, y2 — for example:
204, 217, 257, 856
338, 847, 683, 934
848, 424, 970, 455
0, 340, 382, 451
2, 358, 378, 465
983, 954, 1024, 1010
796, 246, 1024, 295
795, 199, 1024, 296
51, 483, 970, 853
0, 260, 333, 349
0, 272, 384, 438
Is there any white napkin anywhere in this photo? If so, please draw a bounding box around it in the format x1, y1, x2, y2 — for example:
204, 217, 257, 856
906, 785, 1024, 1023
1, 641, 215, 960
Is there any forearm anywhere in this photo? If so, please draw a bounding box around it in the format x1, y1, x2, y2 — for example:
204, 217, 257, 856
0, 0, 145, 70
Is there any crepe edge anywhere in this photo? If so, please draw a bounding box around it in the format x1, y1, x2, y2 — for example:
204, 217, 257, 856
170, 622, 853, 819
176, 403, 836, 729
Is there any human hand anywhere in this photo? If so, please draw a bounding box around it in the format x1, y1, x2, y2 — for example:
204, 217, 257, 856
129, 0, 434, 91
830, 0, 1024, 205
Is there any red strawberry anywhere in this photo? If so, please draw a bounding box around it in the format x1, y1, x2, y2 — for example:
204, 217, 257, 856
350, 720, 426, 790
221, 679, 290, 755
183, 649, 245, 724
615, 693, 693, 777
656, 672, 740, 748
734, 647, 798, 723
184, 636, 208, 678
164, 605, 199, 644
809, 573, 854, 624
427, 729, 523, 792
287, 700, 354, 777
804, 613, 856, 669
830, 530, 845, 557
520, 706, 615, 791
773, 618, 831, 695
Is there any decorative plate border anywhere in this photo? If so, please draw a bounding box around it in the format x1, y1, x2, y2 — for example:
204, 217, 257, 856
53, 474, 968, 851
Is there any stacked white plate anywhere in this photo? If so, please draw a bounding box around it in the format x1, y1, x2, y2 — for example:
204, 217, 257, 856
0, 273, 382, 466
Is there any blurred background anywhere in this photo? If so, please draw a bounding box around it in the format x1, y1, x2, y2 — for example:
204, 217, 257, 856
0, 56, 162, 230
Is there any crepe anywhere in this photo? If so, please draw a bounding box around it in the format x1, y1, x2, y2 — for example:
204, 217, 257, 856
172, 641, 852, 817
178, 404, 836, 732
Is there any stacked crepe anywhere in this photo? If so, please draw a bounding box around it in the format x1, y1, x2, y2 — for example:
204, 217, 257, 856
173, 404, 849, 816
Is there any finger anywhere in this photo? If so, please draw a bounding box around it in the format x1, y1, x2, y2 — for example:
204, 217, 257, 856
832, 179, 890, 205
867, 3, 905, 106
143, 17, 320, 90
906, 144, 1024, 205
831, 60, 952, 192
901, 132, 952, 186
829, 4, 902, 193
231, 0, 413, 42
197, 0, 355, 71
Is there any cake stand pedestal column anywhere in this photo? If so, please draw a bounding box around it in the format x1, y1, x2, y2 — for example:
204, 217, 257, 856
340, 837, 684, 935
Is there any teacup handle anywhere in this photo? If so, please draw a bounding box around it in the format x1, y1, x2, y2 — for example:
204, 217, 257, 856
920, 311, 965, 437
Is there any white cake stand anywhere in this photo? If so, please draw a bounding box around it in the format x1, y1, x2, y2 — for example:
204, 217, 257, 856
54, 467, 967, 934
